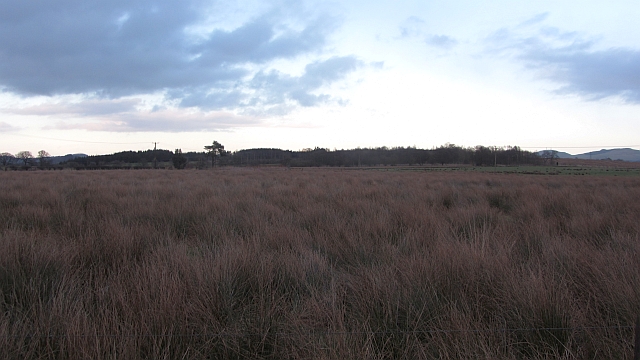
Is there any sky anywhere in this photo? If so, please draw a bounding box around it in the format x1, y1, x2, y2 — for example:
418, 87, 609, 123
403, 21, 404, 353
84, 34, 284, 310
1, 0, 640, 156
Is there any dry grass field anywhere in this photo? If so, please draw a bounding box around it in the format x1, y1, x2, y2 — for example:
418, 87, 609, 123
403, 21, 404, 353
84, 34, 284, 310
1, 168, 639, 359
557, 158, 640, 169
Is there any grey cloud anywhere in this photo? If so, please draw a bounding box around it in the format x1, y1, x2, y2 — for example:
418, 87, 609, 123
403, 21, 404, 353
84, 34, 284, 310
288, 91, 330, 107
74, 99, 141, 116
487, 22, 640, 103
518, 12, 549, 27
45, 109, 259, 132
426, 35, 458, 49
6, 99, 141, 116
399, 16, 425, 38
486, 27, 512, 46
195, 14, 336, 66
302, 56, 363, 87
0, 0, 358, 116
250, 56, 363, 107
528, 47, 640, 102
398, 17, 457, 51
122, 112, 259, 132
0, 121, 17, 131
177, 89, 249, 110
178, 55, 364, 110
0, 1, 200, 96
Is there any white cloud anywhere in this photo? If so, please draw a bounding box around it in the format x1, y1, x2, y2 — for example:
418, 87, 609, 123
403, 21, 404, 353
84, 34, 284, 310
425, 35, 457, 49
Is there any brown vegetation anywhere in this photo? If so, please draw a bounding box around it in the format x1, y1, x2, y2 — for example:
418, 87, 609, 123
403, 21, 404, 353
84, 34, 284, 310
1, 169, 639, 359
557, 158, 640, 169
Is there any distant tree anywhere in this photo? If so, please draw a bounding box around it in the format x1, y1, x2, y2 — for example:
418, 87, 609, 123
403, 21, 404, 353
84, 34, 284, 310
1, 152, 14, 170
433, 143, 460, 165
38, 150, 50, 168
474, 146, 492, 166
204, 141, 227, 168
172, 149, 188, 169
540, 150, 558, 165
503, 145, 521, 165
196, 156, 207, 170
16, 151, 33, 166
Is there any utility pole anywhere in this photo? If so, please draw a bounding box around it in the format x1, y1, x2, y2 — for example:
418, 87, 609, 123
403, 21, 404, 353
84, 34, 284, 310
153, 142, 157, 169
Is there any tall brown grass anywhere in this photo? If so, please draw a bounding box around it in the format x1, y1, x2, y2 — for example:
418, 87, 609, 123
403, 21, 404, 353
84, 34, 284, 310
0, 168, 639, 359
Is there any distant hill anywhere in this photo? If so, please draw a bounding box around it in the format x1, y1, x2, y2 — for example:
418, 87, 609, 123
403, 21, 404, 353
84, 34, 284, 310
576, 148, 640, 162
549, 151, 573, 159
50, 153, 88, 164
538, 148, 640, 162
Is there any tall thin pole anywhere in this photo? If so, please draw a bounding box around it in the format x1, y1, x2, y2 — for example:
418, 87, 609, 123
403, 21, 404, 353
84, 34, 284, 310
153, 142, 157, 169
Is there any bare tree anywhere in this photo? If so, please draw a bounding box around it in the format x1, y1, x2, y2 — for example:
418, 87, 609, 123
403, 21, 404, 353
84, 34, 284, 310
1, 152, 14, 170
540, 150, 558, 165
38, 150, 51, 168
16, 151, 33, 166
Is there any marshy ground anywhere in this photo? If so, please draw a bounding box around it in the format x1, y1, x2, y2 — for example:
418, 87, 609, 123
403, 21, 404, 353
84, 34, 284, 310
1, 168, 638, 359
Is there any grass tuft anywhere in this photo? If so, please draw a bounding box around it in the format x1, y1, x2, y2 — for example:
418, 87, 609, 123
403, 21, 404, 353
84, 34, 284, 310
0, 169, 638, 358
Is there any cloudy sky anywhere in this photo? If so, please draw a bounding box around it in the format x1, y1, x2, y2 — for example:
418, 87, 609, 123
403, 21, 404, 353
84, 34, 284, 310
2, 0, 639, 156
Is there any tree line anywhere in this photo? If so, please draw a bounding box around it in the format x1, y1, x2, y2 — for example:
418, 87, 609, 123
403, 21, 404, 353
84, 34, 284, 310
1, 150, 51, 170
2, 143, 545, 170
